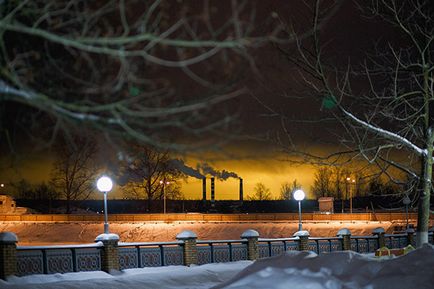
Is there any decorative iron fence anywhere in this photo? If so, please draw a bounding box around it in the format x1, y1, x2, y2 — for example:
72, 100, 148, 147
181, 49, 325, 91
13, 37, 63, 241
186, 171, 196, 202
385, 234, 411, 248
16, 243, 103, 276
6, 230, 433, 278
258, 238, 298, 258
118, 241, 184, 270
196, 240, 248, 264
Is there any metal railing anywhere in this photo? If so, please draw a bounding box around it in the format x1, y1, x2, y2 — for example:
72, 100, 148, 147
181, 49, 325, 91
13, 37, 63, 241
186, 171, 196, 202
118, 241, 184, 269
196, 239, 248, 264
12, 231, 433, 277
16, 242, 103, 276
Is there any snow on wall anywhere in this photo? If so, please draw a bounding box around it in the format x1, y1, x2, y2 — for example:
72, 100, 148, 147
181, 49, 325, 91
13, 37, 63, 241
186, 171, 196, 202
0, 221, 416, 245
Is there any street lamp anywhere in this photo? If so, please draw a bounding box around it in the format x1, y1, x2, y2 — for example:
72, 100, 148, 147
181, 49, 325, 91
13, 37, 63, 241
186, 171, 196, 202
97, 176, 113, 234
293, 189, 305, 231
160, 180, 170, 214
403, 195, 411, 230
345, 177, 355, 214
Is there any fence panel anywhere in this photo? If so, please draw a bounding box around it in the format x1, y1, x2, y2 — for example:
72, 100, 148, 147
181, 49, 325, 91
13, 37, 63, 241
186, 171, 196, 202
16, 250, 43, 276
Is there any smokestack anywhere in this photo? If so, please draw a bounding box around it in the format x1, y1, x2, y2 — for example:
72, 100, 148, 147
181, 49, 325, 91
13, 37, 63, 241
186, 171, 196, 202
202, 178, 206, 202
211, 177, 215, 205
239, 178, 243, 201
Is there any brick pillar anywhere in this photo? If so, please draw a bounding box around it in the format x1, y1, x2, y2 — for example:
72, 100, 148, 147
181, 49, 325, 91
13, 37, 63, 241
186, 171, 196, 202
336, 228, 352, 251
293, 230, 310, 251
176, 230, 198, 266
241, 230, 259, 260
95, 233, 120, 272
406, 228, 415, 246
372, 227, 386, 248
0, 232, 18, 279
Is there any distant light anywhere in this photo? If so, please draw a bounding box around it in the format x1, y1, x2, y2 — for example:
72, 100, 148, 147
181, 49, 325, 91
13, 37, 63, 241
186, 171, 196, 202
97, 176, 113, 192
293, 189, 305, 201
0, 184, 4, 187
160, 180, 170, 185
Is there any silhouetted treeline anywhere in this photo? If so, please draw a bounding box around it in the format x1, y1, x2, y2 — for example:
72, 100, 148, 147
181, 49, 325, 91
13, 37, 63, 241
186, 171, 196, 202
15, 195, 431, 214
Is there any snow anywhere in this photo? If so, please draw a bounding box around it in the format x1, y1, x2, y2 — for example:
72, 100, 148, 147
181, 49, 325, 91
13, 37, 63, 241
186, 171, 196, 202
0, 261, 252, 289
1, 245, 432, 289
176, 230, 197, 239
241, 229, 259, 238
336, 228, 351, 236
215, 244, 434, 289
293, 230, 310, 237
17, 242, 103, 250
1, 221, 430, 246
0, 232, 17, 242
372, 227, 385, 234
95, 233, 120, 242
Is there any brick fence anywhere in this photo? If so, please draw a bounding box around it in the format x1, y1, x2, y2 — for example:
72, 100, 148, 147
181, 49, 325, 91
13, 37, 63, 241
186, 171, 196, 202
0, 212, 427, 222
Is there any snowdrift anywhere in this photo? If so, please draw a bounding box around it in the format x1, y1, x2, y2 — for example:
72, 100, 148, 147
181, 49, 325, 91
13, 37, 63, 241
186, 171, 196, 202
1, 245, 432, 289
214, 244, 434, 289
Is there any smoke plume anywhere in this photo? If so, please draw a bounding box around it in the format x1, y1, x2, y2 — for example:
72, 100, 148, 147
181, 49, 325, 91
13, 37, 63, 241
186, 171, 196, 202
197, 162, 239, 180
170, 159, 204, 179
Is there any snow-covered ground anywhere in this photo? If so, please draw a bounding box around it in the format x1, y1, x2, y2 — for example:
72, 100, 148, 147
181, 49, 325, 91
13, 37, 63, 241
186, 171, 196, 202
0, 221, 400, 245
1, 245, 432, 289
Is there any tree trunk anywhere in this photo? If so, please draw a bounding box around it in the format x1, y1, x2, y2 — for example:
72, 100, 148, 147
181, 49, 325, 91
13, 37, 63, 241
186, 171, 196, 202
66, 196, 71, 214
417, 128, 433, 246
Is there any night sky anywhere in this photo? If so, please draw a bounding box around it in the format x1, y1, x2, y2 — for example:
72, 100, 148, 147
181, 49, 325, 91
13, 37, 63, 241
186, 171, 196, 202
0, 1, 400, 199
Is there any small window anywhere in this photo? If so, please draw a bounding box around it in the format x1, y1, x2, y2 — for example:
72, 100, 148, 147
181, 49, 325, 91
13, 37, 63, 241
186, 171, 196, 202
0, 201, 3, 205
11, 204, 15, 207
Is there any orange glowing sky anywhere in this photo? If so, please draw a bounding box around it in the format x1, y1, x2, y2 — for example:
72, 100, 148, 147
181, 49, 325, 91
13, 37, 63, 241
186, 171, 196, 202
0, 146, 319, 200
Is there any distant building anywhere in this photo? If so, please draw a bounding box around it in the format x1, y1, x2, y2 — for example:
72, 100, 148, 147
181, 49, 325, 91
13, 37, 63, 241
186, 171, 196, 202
318, 197, 334, 213
0, 195, 28, 214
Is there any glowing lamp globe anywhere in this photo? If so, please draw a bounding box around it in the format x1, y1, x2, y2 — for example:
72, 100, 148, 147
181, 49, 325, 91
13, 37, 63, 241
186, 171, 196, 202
97, 176, 113, 192
293, 189, 305, 201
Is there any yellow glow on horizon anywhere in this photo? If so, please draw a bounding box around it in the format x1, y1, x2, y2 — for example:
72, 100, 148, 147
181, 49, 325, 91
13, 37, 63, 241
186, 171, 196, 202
180, 157, 317, 200
0, 150, 320, 199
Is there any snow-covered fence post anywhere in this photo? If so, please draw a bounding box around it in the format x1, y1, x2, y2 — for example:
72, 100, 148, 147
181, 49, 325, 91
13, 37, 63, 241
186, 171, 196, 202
95, 233, 120, 272
294, 230, 310, 251
337, 228, 351, 251
0, 232, 18, 279
406, 228, 415, 246
176, 230, 198, 266
241, 230, 259, 260
372, 227, 386, 248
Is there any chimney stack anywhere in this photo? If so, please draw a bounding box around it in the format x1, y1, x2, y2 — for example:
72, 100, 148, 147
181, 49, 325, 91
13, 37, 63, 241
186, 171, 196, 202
239, 178, 243, 201
210, 177, 215, 205
202, 178, 206, 202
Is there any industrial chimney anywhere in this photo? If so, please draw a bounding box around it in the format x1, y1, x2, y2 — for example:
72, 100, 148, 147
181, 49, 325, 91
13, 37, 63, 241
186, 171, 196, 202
239, 178, 243, 201
210, 177, 215, 205
202, 178, 206, 202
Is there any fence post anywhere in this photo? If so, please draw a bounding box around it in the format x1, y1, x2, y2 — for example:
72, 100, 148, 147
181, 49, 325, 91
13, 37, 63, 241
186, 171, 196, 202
372, 227, 386, 248
406, 228, 415, 246
293, 231, 310, 251
95, 233, 120, 272
241, 229, 259, 260
0, 232, 18, 279
337, 228, 352, 251
176, 230, 197, 266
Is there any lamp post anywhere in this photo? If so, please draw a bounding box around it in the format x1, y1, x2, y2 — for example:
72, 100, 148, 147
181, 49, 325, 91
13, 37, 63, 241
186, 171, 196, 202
160, 180, 170, 214
97, 176, 113, 234
345, 177, 355, 214
293, 189, 305, 231
403, 195, 411, 230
